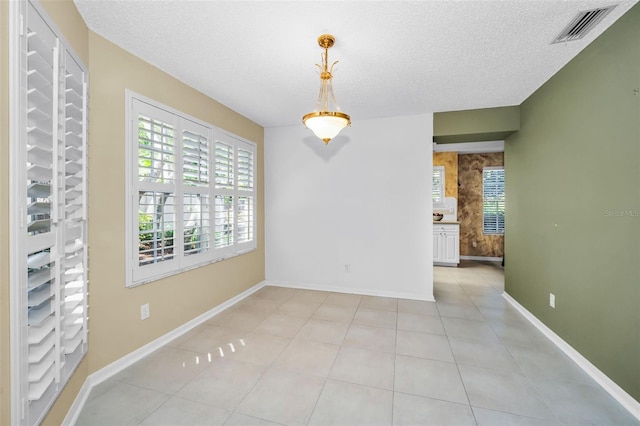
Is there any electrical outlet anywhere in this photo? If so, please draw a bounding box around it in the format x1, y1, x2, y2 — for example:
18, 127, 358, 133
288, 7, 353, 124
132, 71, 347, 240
472, 241, 477, 248
141, 303, 150, 320
344, 264, 351, 273
549, 293, 555, 309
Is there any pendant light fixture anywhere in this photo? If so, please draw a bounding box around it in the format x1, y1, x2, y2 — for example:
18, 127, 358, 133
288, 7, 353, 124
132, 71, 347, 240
302, 34, 351, 144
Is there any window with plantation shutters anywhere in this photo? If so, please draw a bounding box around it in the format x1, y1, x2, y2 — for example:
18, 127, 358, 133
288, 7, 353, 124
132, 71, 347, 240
126, 92, 257, 286
483, 167, 505, 234
10, 1, 89, 424
432, 166, 445, 206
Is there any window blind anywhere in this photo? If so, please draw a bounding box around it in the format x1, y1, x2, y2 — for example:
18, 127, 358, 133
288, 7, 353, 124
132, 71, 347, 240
483, 167, 505, 234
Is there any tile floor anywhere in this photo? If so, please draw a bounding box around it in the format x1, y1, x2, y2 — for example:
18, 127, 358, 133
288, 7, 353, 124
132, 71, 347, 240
76, 261, 639, 425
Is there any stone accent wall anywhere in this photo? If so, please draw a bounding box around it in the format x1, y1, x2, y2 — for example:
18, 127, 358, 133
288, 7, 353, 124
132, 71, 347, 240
433, 151, 458, 199
458, 153, 504, 257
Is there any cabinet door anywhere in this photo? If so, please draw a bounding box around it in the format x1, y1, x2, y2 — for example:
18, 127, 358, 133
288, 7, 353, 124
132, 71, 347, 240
433, 232, 443, 262
443, 232, 460, 263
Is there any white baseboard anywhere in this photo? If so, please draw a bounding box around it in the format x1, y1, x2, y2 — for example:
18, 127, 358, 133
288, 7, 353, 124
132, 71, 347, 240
503, 292, 640, 421
63, 280, 267, 426
266, 280, 435, 302
460, 255, 503, 262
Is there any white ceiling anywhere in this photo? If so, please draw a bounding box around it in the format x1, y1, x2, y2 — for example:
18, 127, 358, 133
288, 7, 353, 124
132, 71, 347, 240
73, 0, 637, 128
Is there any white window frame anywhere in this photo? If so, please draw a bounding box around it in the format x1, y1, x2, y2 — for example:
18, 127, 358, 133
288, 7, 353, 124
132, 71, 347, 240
432, 166, 446, 207
482, 166, 505, 235
125, 91, 257, 286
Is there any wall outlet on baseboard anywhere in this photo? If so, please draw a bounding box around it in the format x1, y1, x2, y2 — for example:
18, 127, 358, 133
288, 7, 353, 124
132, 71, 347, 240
141, 303, 150, 320
549, 293, 556, 309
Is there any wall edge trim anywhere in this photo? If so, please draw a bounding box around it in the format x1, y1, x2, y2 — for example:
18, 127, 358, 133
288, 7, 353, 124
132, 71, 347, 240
266, 280, 435, 302
460, 256, 503, 262
503, 292, 640, 420
62, 280, 268, 425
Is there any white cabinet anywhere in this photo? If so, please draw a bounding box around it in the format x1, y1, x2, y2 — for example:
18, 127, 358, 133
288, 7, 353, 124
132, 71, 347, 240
433, 223, 460, 266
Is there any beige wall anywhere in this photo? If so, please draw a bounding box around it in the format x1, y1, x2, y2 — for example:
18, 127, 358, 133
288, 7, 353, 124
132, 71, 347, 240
86, 31, 265, 373
458, 153, 504, 257
432, 151, 458, 199
1, 1, 265, 423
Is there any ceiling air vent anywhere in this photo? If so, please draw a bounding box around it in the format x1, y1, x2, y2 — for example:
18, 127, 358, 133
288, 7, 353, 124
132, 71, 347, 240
552, 5, 616, 44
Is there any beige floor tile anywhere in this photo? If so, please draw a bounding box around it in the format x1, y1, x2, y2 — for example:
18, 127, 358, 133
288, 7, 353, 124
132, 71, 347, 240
113, 346, 211, 394
215, 309, 272, 332
229, 332, 290, 365
254, 312, 308, 338
473, 407, 559, 426
289, 289, 329, 304
397, 312, 445, 335
273, 339, 339, 377
458, 365, 554, 420
397, 299, 439, 316
442, 317, 500, 342
277, 299, 322, 318
308, 379, 393, 426
252, 286, 297, 302
396, 330, 454, 362
436, 301, 485, 321
295, 318, 349, 345
449, 337, 520, 372
393, 392, 476, 426
139, 396, 231, 425
223, 413, 285, 426
312, 303, 357, 323
232, 297, 283, 314
359, 295, 398, 312
236, 367, 325, 425
75, 382, 170, 425
329, 346, 395, 390
176, 359, 266, 410
172, 324, 244, 354
352, 308, 397, 329
343, 324, 396, 353
394, 355, 468, 405
324, 292, 362, 308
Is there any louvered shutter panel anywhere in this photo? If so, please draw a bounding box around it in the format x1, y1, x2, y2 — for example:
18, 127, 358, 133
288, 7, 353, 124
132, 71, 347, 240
214, 140, 234, 254
236, 143, 255, 248
13, 2, 89, 424
60, 49, 88, 370
132, 100, 180, 283
432, 166, 444, 205
182, 122, 211, 263
25, 3, 60, 417
482, 167, 505, 234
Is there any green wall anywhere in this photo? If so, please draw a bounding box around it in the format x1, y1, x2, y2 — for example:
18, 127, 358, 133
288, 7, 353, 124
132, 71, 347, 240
434, 106, 520, 143
505, 3, 640, 401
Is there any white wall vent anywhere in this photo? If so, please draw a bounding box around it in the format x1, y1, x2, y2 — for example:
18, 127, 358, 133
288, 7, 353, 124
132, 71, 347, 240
552, 5, 616, 44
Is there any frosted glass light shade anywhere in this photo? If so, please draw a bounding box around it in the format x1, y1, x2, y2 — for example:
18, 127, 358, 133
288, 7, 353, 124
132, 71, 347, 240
303, 112, 350, 144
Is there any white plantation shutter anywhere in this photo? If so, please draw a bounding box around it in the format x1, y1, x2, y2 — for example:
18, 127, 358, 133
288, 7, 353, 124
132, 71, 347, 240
432, 166, 445, 206
11, 1, 89, 424
132, 100, 178, 283
236, 144, 255, 249
214, 136, 256, 254
126, 93, 256, 286
182, 121, 211, 265
214, 140, 234, 255
483, 167, 505, 234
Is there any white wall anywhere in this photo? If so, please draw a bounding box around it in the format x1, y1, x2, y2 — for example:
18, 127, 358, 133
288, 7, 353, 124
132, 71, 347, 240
265, 114, 434, 301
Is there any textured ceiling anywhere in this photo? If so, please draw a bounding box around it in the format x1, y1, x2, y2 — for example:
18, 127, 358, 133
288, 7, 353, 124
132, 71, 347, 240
73, 0, 637, 128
